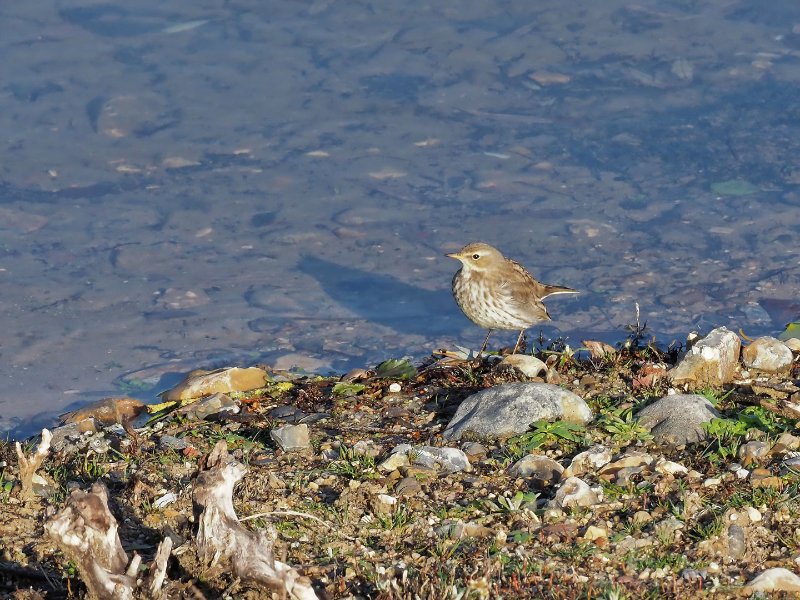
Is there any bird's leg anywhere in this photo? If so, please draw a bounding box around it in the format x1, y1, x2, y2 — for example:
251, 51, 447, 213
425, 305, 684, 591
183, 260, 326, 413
511, 330, 526, 355
477, 330, 494, 358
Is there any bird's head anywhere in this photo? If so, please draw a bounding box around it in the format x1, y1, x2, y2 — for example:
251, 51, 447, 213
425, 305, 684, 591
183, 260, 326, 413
446, 242, 504, 272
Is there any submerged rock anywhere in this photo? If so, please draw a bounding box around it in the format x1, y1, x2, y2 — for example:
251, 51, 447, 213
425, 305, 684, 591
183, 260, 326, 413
635, 394, 720, 447
670, 327, 740, 387
443, 383, 592, 441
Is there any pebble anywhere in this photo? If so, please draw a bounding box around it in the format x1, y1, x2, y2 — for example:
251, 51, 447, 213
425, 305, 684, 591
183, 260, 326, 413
394, 477, 422, 497
498, 354, 547, 378
726, 524, 745, 559
738, 440, 771, 466
352, 440, 382, 458
270, 423, 311, 452
563, 445, 613, 477
548, 477, 602, 509
177, 392, 239, 420
509, 454, 563, 486
159, 435, 189, 451
388, 382, 402, 393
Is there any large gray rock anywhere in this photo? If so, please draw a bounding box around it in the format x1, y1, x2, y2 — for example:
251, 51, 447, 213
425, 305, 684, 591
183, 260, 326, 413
636, 394, 720, 446
670, 326, 741, 387
443, 383, 592, 441
742, 336, 794, 374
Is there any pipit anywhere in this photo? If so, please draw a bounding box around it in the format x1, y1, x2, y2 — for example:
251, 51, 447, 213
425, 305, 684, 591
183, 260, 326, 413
446, 242, 578, 356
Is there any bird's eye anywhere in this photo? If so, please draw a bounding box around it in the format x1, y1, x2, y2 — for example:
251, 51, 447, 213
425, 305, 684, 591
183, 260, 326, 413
472, 254, 480, 260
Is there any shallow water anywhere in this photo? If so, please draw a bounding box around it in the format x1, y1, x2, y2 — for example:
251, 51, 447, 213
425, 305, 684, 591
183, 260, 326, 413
2, 0, 800, 438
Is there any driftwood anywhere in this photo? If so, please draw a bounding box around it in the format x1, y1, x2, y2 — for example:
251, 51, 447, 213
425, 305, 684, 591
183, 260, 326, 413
45, 482, 172, 599
193, 440, 318, 600
15, 429, 52, 501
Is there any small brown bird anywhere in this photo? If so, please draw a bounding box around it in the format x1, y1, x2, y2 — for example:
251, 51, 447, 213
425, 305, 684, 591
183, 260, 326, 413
446, 242, 578, 356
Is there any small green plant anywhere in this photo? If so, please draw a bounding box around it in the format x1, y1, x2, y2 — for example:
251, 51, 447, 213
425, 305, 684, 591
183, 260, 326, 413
375, 358, 417, 380
482, 491, 539, 514
702, 417, 749, 463
331, 382, 366, 396
596, 407, 653, 445
738, 406, 791, 435
326, 446, 379, 480
377, 504, 413, 531
697, 386, 734, 407
506, 420, 588, 457
0, 469, 12, 502
687, 514, 725, 541
544, 541, 595, 560
596, 583, 630, 600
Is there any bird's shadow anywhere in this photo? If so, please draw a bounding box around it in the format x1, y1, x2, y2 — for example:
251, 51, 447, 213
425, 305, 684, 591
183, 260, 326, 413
297, 255, 461, 336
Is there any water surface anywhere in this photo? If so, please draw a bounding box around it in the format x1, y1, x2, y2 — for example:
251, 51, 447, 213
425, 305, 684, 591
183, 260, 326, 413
2, 0, 800, 437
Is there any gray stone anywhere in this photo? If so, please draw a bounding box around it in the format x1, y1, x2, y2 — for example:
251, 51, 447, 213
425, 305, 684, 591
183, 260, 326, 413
353, 440, 382, 458
745, 568, 800, 593
509, 454, 563, 486
653, 516, 684, 542
159, 434, 188, 451
443, 383, 592, 441
394, 476, 422, 497
670, 327, 741, 387
49, 421, 97, 453
727, 524, 746, 559
563, 445, 613, 478
636, 394, 720, 446
461, 442, 488, 459
411, 446, 471, 474
270, 423, 311, 452
548, 476, 602, 509
742, 336, 794, 374
378, 452, 410, 472
738, 440, 771, 466
177, 392, 239, 420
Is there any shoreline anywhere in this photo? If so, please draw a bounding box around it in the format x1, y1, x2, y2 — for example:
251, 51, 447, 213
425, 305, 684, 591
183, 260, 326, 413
3, 325, 800, 598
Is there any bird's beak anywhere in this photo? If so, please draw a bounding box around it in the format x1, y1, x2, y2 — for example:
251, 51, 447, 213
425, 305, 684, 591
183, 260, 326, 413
445, 252, 461, 260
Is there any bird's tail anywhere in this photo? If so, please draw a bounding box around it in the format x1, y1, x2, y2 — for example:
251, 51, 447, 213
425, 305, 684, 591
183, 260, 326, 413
540, 284, 579, 299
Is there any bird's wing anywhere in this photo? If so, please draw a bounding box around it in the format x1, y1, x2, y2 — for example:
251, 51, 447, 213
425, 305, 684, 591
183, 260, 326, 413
503, 260, 552, 321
